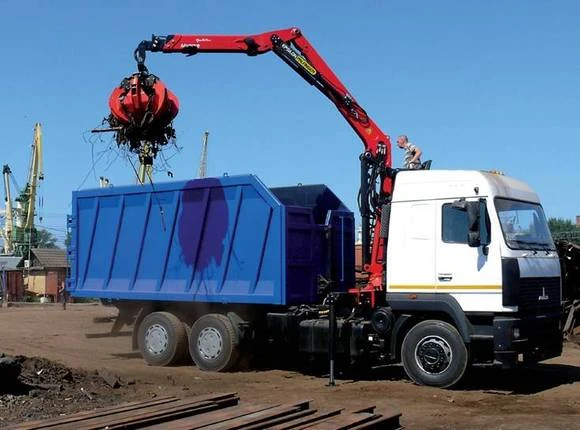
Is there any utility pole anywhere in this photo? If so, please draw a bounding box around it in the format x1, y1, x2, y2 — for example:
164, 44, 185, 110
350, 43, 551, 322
198, 131, 210, 179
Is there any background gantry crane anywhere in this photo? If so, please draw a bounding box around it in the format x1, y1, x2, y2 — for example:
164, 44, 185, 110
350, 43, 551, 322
1, 123, 44, 257
1, 165, 14, 254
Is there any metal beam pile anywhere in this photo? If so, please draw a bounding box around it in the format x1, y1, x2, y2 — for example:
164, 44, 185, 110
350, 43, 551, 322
6, 392, 403, 429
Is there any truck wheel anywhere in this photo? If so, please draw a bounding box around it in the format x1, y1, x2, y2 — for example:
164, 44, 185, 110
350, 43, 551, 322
401, 320, 468, 388
138, 311, 188, 366
190, 314, 239, 372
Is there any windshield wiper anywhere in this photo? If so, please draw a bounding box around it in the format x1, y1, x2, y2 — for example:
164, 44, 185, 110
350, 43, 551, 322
508, 240, 555, 252
525, 241, 555, 251
507, 239, 535, 250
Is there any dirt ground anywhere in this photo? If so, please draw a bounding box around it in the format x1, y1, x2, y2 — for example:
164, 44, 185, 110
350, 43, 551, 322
0, 304, 578, 429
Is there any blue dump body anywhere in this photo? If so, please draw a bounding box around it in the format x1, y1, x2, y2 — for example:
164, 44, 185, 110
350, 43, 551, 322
67, 175, 354, 305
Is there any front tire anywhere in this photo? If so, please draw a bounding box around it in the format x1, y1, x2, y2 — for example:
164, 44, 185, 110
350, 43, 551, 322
138, 311, 188, 366
189, 314, 239, 372
401, 320, 468, 388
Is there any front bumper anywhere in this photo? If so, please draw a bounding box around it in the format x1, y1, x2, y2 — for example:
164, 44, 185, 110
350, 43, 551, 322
493, 314, 563, 368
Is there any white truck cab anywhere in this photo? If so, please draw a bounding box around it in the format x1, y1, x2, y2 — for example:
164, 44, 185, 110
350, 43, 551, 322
384, 170, 562, 385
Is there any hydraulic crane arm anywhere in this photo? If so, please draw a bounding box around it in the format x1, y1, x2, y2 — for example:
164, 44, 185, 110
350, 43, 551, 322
134, 28, 394, 292
135, 28, 391, 166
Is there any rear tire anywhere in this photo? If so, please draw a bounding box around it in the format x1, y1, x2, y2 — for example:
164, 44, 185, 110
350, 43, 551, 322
189, 314, 239, 372
401, 320, 468, 388
138, 311, 188, 366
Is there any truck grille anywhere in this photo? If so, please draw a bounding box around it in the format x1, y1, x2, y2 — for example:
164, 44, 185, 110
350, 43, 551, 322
519, 277, 561, 314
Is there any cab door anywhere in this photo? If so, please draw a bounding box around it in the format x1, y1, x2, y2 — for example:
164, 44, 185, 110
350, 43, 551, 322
435, 199, 502, 311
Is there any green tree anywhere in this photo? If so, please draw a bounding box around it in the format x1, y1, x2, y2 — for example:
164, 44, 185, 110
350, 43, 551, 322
64, 231, 71, 248
35, 228, 59, 249
548, 217, 580, 236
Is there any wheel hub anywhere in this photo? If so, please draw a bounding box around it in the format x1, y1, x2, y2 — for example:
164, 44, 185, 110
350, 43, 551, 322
145, 323, 169, 355
197, 327, 223, 360
415, 335, 452, 374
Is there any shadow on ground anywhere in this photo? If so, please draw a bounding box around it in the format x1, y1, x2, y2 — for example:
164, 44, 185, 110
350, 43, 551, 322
85, 331, 132, 339
453, 363, 580, 394
0, 380, 35, 396
231, 350, 580, 394
110, 352, 143, 360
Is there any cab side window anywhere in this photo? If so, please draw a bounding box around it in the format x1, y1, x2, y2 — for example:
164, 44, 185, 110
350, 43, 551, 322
442, 201, 490, 245
442, 204, 468, 243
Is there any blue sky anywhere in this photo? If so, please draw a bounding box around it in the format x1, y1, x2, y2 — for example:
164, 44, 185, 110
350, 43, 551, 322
1, 0, 578, 245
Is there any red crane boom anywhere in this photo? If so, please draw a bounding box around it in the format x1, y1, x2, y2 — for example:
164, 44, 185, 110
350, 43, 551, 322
123, 27, 395, 297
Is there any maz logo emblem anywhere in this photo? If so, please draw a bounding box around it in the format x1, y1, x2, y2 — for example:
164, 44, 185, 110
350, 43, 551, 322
538, 287, 549, 301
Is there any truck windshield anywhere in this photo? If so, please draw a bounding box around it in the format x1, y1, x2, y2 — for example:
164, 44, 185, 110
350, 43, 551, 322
495, 198, 555, 251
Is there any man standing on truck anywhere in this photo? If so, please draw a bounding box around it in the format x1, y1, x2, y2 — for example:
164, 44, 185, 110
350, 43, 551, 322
397, 135, 422, 169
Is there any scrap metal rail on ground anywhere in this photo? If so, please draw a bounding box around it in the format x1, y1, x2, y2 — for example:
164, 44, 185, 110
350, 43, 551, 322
5, 392, 403, 430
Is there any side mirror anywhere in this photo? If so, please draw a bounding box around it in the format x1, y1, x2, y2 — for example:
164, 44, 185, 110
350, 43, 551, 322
466, 202, 481, 248
452, 199, 490, 249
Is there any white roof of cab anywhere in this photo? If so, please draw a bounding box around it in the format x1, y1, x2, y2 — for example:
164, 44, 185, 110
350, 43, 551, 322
391, 170, 539, 203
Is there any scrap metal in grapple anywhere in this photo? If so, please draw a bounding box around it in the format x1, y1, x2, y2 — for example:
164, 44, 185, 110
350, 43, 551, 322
107, 72, 179, 152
